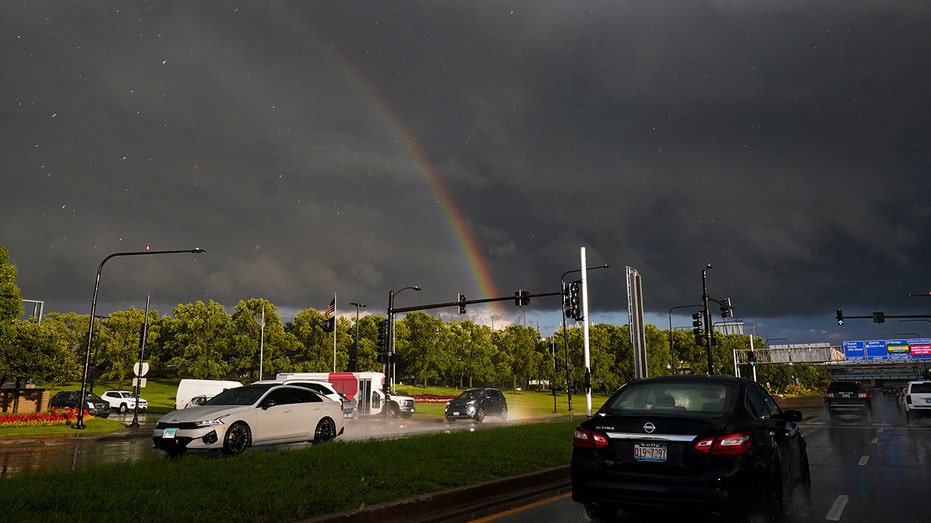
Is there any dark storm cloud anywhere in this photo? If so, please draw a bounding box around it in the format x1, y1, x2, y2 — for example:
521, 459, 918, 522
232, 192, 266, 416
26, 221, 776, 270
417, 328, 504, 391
2, 2, 929, 344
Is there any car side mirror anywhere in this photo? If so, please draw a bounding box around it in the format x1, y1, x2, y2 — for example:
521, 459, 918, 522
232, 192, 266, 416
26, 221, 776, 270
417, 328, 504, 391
778, 409, 803, 422
262, 400, 277, 410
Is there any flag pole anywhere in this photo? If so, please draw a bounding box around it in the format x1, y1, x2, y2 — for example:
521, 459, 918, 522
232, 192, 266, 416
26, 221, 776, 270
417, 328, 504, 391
332, 293, 337, 372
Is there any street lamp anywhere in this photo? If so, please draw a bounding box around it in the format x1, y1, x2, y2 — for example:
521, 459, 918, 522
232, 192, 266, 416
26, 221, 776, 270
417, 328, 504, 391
74, 247, 206, 430
561, 264, 609, 411
350, 302, 366, 372
386, 286, 420, 395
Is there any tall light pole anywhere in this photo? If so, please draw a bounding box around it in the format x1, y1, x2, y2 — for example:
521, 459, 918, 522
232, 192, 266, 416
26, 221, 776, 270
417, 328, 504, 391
561, 263, 609, 412
74, 247, 206, 429
350, 302, 366, 372
701, 264, 714, 375
386, 285, 420, 395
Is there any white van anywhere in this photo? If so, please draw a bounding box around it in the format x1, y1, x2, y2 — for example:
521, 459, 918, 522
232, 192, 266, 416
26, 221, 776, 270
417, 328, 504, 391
174, 379, 243, 410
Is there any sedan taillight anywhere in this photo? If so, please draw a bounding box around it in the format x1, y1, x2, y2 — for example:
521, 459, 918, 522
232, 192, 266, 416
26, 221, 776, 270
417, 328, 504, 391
573, 427, 609, 449
693, 431, 753, 455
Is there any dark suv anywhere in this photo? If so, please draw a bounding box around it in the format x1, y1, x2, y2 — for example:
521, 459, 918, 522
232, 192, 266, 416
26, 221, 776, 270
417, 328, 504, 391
48, 390, 111, 418
445, 388, 508, 422
824, 381, 871, 419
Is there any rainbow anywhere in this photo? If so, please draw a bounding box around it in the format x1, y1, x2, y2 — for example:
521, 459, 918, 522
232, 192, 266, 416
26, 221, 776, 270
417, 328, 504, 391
276, 5, 502, 311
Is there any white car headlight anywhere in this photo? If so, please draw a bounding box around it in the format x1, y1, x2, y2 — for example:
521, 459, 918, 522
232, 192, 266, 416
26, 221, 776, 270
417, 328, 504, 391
195, 415, 228, 427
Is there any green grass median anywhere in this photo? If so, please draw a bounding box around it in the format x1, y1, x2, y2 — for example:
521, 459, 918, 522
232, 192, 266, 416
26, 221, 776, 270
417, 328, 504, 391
0, 418, 580, 522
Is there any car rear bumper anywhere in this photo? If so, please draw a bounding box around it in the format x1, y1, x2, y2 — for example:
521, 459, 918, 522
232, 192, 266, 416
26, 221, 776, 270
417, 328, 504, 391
570, 461, 759, 515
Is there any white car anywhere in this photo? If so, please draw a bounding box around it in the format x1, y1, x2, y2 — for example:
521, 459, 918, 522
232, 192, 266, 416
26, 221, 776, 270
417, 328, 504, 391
253, 379, 356, 418
101, 390, 148, 414
903, 381, 931, 425
152, 383, 344, 456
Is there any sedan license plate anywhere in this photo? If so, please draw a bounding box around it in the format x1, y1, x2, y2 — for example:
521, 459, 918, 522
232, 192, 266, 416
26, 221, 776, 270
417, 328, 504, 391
163, 428, 177, 439
634, 442, 667, 462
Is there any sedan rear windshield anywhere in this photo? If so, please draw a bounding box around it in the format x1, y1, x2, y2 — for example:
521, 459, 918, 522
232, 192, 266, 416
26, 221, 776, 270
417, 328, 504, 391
602, 382, 732, 415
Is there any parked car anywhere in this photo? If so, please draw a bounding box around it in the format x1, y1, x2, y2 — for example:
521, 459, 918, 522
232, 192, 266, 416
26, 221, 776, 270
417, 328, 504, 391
152, 383, 343, 457
101, 390, 148, 414
824, 380, 872, 419
445, 388, 508, 422
902, 380, 931, 425
254, 379, 361, 419
571, 375, 810, 521
338, 392, 357, 418
48, 390, 111, 418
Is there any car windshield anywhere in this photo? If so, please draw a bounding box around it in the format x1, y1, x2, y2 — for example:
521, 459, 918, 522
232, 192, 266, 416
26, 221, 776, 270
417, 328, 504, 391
203, 385, 270, 406
456, 390, 479, 401
601, 382, 732, 415
87, 393, 105, 402
911, 383, 931, 393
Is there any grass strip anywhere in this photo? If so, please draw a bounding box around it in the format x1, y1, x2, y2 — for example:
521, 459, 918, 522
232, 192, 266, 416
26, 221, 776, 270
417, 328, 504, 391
0, 419, 578, 523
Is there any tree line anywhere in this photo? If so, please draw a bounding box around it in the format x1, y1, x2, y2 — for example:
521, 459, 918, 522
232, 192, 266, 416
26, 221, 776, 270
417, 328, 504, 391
1, 246, 828, 400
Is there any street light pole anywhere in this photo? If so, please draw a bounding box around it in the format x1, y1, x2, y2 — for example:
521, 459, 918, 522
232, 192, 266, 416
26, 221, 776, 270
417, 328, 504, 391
386, 286, 420, 396
561, 264, 610, 412
74, 247, 206, 430
701, 264, 714, 375
350, 302, 366, 372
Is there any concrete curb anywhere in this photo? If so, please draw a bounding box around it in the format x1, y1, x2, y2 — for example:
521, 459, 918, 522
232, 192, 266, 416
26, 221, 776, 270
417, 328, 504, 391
302, 465, 572, 523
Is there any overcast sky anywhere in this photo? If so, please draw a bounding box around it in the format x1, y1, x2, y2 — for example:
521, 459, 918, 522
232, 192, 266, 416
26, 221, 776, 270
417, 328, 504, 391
3, 2, 929, 345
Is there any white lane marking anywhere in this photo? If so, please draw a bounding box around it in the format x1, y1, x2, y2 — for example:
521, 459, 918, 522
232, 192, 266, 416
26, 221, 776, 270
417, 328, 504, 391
858, 455, 870, 465
826, 494, 849, 521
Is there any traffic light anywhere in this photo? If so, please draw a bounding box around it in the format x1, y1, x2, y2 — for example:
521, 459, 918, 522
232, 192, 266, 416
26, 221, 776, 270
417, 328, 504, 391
836, 309, 844, 325
748, 350, 756, 366
872, 311, 885, 324
377, 319, 389, 353
720, 298, 733, 318
564, 281, 582, 320
692, 312, 704, 345
458, 293, 466, 314
515, 290, 530, 307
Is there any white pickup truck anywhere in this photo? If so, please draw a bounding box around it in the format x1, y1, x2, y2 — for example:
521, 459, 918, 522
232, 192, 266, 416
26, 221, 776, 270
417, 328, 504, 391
903, 380, 931, 425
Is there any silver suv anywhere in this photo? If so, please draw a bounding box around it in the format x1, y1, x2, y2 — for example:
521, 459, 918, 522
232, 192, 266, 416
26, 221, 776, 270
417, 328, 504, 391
903, 380, 931, 425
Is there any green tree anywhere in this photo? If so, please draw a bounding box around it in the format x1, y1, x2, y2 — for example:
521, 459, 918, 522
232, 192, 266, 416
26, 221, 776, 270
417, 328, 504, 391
3, 321, 80, 412
286, 307, 335, 372
396, 312, 446, 387
231, 299, 301, 380
0, 246, 24, 388
158, 300, 234, 379
95, 308, 158, 389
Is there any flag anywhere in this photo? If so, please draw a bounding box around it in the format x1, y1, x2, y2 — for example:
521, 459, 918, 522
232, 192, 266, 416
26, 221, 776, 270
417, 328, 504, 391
324, 298, 335, 319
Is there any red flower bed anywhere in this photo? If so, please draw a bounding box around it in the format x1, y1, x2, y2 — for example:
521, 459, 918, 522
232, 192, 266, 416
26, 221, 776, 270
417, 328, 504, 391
0, 408, 88, 428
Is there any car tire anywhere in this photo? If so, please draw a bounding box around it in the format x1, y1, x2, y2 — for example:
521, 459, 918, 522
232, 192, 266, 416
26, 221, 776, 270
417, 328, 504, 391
752, 465, 785, 523
119, 403, 128, 414
500, 404, 508, 420
906, 410, 912, 425
386, 403, 400, 418
222, 421, 251, 456
475, 407, 485, 422
583, 502, 618, 522
446, 417, 455, 423
314, 418, 337, 443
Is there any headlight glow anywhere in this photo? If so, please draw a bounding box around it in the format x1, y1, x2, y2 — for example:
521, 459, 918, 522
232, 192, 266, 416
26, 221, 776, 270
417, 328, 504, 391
195, 415, 228, 427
